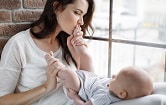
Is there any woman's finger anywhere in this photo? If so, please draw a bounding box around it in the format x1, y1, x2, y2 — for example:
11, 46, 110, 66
47, 57, 58, 65
50, 59, 65, 70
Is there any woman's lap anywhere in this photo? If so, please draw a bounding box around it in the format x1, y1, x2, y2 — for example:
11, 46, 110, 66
111, 83, 166, 105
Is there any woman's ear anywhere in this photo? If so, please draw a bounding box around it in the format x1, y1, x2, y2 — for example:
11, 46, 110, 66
53, 1, 59, 8
117, 89, 128, 99
53, 1, 62, 13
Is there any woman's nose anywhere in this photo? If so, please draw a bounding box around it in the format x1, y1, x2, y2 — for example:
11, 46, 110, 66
78, 17, 84, 26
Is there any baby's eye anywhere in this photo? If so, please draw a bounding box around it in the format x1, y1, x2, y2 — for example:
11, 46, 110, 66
107, 84, 109, 87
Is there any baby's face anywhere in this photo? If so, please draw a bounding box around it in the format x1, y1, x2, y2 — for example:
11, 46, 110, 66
108, 74, 122, 97
108, 71, 129, 98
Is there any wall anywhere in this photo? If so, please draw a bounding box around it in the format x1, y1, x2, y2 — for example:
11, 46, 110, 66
0, 0, 46, 55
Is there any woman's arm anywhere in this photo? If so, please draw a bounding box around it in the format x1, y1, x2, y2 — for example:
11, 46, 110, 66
0, 85, 46, 105
0, 32, 59, 105
0, 64, 58, 105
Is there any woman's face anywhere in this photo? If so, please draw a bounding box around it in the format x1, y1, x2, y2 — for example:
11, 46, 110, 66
56, 0, 88, 35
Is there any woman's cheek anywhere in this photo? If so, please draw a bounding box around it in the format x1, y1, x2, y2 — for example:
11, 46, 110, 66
60, 13, 79, 35
68, 17, 79, 34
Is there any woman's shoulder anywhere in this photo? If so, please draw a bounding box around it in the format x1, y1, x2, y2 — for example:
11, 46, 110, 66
10, 29, 30, 42
6, 29, 31, 46
2, 28, 31, 51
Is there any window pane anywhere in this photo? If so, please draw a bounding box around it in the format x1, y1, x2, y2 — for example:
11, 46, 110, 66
92, 0, 110, 38
111, 42, 165, 82
86, 39, 108, 76
112, 0, 166, 45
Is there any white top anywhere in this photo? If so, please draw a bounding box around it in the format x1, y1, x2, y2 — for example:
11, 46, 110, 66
0, 29, 77, 105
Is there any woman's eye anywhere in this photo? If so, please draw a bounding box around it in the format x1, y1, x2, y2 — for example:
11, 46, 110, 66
74, 11, 81, 15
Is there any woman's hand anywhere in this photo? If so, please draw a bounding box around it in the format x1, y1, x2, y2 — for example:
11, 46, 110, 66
43, 65, 58, 93
44, 51, 65, 93
45, 51, 65, 71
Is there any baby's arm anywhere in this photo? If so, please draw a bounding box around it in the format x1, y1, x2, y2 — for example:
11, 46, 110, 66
45, 51, 80, 92
67, 89, 93, 105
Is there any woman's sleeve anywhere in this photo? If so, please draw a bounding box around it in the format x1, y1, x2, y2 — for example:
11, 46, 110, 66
0, 37, 22, 97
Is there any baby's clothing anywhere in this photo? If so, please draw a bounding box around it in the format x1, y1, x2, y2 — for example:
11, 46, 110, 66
74, 70, 121, 105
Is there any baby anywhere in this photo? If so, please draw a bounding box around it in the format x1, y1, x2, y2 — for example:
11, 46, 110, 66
45, 51, 153, 105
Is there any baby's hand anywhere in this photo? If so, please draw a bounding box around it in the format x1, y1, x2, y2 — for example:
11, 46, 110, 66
67, 88, 78, 100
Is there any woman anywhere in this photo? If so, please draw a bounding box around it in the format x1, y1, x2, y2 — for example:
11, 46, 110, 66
0, 0, 166, 105
0, 0, 95, 104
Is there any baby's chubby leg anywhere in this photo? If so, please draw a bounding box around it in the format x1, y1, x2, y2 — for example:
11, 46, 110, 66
58, 68, 81, 93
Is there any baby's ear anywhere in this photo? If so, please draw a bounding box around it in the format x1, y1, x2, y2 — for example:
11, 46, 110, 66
117, 89, 128, 99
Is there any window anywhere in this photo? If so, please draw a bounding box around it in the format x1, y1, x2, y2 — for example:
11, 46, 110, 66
85, 0, 110, 76
86, 0, 166, 82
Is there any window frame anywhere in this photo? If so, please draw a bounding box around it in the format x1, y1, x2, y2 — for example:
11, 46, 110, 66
85, 0, 166, 82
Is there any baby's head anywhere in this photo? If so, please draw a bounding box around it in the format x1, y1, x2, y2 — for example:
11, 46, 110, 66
108, 66, 153, 99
